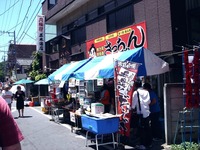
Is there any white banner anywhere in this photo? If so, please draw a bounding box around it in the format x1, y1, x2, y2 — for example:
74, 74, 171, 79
37, 15, 45, 52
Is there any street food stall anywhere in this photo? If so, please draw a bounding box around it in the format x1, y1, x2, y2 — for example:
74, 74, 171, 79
72, 47, 169, 145
47, 47, 170, 147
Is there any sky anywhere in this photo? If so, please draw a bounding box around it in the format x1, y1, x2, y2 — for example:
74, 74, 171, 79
0, 0, 56, 62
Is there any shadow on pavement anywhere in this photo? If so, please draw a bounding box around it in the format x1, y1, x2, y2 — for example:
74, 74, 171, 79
14, 116, 33, 119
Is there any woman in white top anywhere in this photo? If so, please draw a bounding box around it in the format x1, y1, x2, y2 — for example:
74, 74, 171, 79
2, 84, 13, 110
131, 81, 152, 149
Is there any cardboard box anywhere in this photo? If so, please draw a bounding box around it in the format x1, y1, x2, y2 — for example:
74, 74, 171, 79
91, 103, 104, 114
81, 114, 119, 134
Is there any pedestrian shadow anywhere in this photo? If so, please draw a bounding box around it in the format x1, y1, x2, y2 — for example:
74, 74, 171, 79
22, 116, 33, 118
14, 116, 33, 119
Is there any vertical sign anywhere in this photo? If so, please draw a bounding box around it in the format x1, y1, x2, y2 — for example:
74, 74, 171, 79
115, 60, 139, 137
37, 15, 45, 52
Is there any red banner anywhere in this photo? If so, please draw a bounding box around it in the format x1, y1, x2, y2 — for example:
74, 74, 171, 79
184, 48, 200, 108
193, 49, 200, 107
115, 60, 139, 137
184, 50, 193, 108
86, 22, 147, 58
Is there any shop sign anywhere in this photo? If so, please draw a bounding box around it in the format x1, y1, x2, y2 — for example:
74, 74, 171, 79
86, 21, 147, 58
97, 78, 103, 86
75, 79, 80, 86
68, 78, 76, 87
36, 15, 45, 52
115, 60, 140, 137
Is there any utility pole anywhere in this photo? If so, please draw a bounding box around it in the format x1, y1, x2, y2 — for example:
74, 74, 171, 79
13, 31, 17, 81
0, 30, 17, 81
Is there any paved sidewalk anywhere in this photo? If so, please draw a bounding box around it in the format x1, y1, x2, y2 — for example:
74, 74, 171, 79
12, 105, 171, 150
12, 106, 95, 150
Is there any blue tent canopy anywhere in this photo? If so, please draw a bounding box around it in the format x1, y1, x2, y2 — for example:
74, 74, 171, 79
73, 47, 169, 80
48, 58, 91, 82
14, 79, 34, 85
48, 64, 70, 81
34, 78, 51, 85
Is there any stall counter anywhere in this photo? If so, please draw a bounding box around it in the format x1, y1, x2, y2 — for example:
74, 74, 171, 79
81, 114, 120, 150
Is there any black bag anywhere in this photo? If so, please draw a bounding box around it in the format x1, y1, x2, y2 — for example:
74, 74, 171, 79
137, 91, 144, 127
131, 91, 143, 128
138, 114, 144, 127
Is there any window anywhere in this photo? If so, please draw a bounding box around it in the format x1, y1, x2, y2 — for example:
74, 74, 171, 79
98, 6, 105, 15
71, 27, 86, 45
77, 16, 86, 26
104, 1, 116, 13
50, 60, 59, 70
68, 22, 75, 30
52, 44, 59, 53
107, 13, 116, 32
87, 9, 98, 21
116, 0, 131, 7
190, 16, 200, 44
107, 5, 134, 32
62, 25, 68, 33
62, 38, 66, 48
48, 0, 57, 10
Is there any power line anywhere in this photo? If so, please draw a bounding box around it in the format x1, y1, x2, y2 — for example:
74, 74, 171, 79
1, 0, 8, 31
14, 0, 24, 32
7, 20, 24, 32
16, 0, 31, 42
3, 0, 13, 31
18, 3, 42, 44
0, 0, 20, 17
7, 0, 16, 30
0, 44, 9, 48
0, 0, 42, 48
23, 32, 36, 40
0, 20, 23, 36
18, 0, 42, 43
158, 46, 200, 58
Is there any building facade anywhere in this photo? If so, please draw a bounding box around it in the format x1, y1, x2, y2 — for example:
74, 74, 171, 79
42, 0, 200, 83
7, 44, 36, 81
41, 0, 200, 144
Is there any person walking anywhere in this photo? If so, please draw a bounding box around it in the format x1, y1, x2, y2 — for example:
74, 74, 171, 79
143, 83, 163, 141
15, 86, 25, 118
132, 81, 152, 149
2, 84, 13, 110
0, 96, 24, 150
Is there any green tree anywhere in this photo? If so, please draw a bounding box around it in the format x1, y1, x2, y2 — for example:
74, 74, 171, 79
0, 61, 6, 81
29, 52, 46, 81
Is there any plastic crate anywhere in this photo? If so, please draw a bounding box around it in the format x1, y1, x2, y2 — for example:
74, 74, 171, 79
81, 114, 119, 134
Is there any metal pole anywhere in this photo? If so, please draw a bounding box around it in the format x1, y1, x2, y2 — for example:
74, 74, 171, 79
13, 31, 17, 81
3, 51, 6, 81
